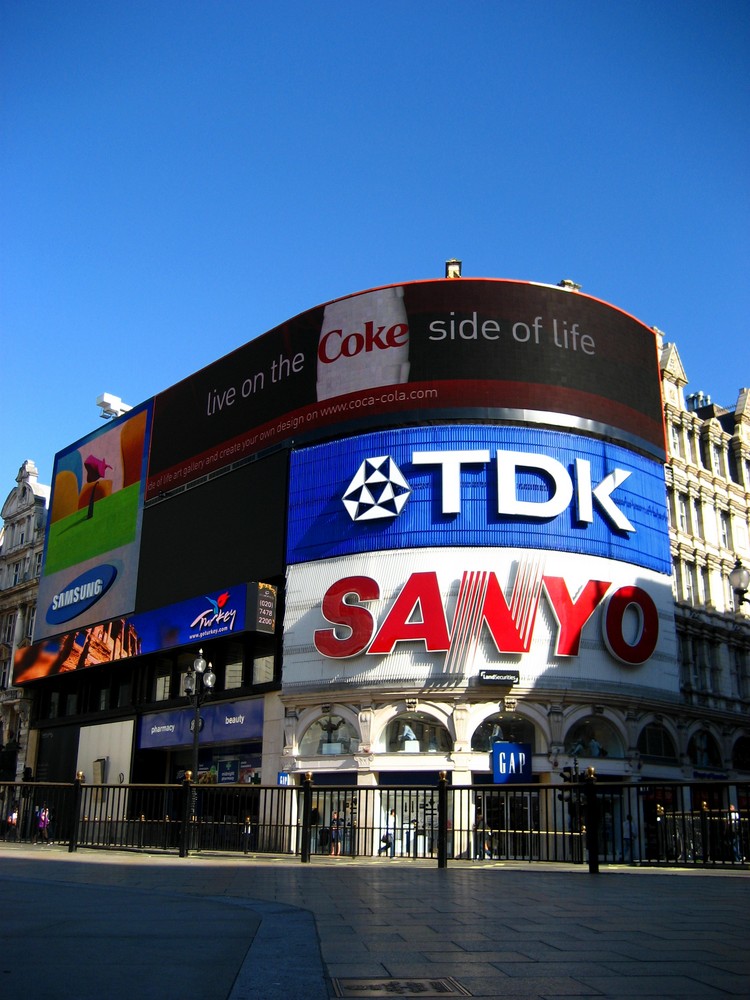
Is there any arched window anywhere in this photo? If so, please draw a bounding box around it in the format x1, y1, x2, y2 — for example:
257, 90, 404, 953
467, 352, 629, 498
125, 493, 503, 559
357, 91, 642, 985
298, 714, 357, 756
385, 713, 452, 753
637, 723, 679, 763
471, 712, 536, 752
687, 730, 721, 768
564, 717, 623, 759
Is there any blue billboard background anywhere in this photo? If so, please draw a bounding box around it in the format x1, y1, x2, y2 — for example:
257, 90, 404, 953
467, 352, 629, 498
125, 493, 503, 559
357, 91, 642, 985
286, 425, 671, 574
132, 585, 247, 651
139, 698, 264, 749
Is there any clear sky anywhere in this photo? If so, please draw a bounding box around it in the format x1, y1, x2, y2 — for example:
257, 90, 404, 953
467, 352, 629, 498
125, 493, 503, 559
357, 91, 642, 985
3, 0, 748, 485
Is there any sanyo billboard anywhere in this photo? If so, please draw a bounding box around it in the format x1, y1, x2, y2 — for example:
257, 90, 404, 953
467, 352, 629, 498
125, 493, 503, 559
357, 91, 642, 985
283, 548, 679, 695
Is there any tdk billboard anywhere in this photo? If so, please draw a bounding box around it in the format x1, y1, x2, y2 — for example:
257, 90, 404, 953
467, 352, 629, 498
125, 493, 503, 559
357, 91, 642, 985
286, 425, 671, 575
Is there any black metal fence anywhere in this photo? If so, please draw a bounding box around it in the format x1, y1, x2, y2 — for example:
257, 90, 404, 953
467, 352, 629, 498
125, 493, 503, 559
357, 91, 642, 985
1, 775, 747, 870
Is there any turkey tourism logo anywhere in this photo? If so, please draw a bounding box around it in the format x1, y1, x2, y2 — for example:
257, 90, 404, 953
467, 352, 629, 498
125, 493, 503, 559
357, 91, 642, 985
342, 456, 411, 521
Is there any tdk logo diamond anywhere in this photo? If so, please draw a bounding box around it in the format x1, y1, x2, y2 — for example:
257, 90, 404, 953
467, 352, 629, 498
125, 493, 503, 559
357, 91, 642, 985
343, 456, 412, 521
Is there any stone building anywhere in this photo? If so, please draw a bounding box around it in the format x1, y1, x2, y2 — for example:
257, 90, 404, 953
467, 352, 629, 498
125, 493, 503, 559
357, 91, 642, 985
0, 460, 49, 779
7, 275, 750, 837
659, 339, 750, 778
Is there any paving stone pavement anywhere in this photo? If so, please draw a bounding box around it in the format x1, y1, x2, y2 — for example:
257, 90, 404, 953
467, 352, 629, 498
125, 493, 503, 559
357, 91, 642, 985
0, 843, 748, 999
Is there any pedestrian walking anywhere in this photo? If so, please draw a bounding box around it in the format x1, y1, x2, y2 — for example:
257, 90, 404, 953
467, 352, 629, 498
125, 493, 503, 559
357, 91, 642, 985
34, 803, 50, 845
329, 810, 343, 856
378, 809, 397, 856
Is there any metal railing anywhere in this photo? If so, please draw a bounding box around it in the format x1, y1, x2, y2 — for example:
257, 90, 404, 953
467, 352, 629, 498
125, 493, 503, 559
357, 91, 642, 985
1, 775, 748, 870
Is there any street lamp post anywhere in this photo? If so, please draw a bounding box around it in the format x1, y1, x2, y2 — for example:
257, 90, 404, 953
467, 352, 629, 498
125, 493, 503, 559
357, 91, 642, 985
729, 559, 750, 609
184, 649, 216, 799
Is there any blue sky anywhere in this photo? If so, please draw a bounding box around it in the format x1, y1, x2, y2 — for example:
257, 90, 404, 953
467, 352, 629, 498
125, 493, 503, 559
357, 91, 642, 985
3, 0, 748, 484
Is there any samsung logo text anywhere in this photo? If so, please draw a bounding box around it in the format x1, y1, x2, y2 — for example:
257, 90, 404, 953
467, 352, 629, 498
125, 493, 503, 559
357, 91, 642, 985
46, 565, 117, 625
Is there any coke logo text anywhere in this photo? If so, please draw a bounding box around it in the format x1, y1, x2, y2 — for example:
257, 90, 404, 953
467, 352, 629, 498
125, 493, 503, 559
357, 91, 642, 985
318, 321, 409, 364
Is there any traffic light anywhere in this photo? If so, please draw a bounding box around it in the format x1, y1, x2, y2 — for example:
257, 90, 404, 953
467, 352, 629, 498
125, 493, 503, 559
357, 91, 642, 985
558, 765, 582, 802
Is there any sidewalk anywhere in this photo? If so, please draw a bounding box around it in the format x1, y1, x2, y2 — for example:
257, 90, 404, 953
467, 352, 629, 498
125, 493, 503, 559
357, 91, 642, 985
1, 844, 748, 999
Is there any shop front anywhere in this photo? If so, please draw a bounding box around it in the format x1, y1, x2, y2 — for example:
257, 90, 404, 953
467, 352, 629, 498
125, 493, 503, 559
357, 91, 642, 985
136, 696, 264, 784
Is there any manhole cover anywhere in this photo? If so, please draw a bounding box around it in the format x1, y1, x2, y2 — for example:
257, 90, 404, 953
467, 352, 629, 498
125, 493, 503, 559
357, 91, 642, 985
332, 977, 471, 998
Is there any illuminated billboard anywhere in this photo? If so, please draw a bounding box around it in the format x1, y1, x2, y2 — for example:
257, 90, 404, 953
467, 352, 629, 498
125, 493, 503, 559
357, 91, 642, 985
34, 403, 152, 642
283, 549, 680, 696
14, 582, 276, 684
286, 425, 672, 574
139, 698, 264, 750
146, 280, 665, 500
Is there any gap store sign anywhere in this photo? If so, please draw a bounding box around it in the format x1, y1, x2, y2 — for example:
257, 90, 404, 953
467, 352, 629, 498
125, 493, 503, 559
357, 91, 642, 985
492, 742, 532, 784
286, 425, 671, 575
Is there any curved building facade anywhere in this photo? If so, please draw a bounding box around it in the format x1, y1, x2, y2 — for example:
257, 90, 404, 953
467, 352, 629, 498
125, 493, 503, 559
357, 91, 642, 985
13, 275, 749, 799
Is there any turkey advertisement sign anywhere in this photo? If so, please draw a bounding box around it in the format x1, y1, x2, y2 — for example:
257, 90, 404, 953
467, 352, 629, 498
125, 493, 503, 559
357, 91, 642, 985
283, 549, 680, 696
146, 280, 665, 500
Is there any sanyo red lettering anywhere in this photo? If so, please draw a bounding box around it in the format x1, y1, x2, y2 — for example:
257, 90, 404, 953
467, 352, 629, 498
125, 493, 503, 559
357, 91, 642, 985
314, 576, 380, 658
368, 572, 450, 654
313, 570, 660, 667
542, 577, 612, 656
603, 585, 660, 665
476, 570, 541, 654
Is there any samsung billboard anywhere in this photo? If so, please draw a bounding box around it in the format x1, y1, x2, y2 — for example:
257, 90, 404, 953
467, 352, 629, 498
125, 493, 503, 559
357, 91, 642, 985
34, 403, 152, 642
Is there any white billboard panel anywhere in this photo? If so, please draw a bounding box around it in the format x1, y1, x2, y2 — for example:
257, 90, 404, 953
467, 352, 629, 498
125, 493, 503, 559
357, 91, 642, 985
283, 548, 679, 696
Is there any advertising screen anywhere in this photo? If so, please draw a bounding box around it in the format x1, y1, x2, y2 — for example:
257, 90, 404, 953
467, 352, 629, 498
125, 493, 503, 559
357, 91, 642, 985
286, 425, 672, 575
13, 583, 276, 684
146, 280, 665, 500
135, 450, 288, 611
139, 697, 264, 750
34, 403, 152, 642
283, 549, 680, 696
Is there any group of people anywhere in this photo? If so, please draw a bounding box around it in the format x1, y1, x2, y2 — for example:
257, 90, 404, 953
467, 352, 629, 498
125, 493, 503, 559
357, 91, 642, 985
313, 798, 746, 864
3, 802, 52, 844
328, 807, 399, 857
315, 807, 399, 857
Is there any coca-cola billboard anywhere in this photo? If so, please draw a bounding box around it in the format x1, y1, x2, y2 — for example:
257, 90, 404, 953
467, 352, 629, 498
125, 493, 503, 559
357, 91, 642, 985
146, 280, 665, 500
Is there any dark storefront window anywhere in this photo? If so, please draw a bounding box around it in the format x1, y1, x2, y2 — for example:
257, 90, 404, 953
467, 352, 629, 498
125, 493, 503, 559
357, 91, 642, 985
153, 660, 172, 701
386, 713, 452, 754
637, 722, 679, 764
687, 729, 722, 768
252, 653, 274, 685
224, 642, 244, 689
299, 714, 357, 756
471, 713, 535, 752
733, 736, 750, 772
565, 717, 623, 759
